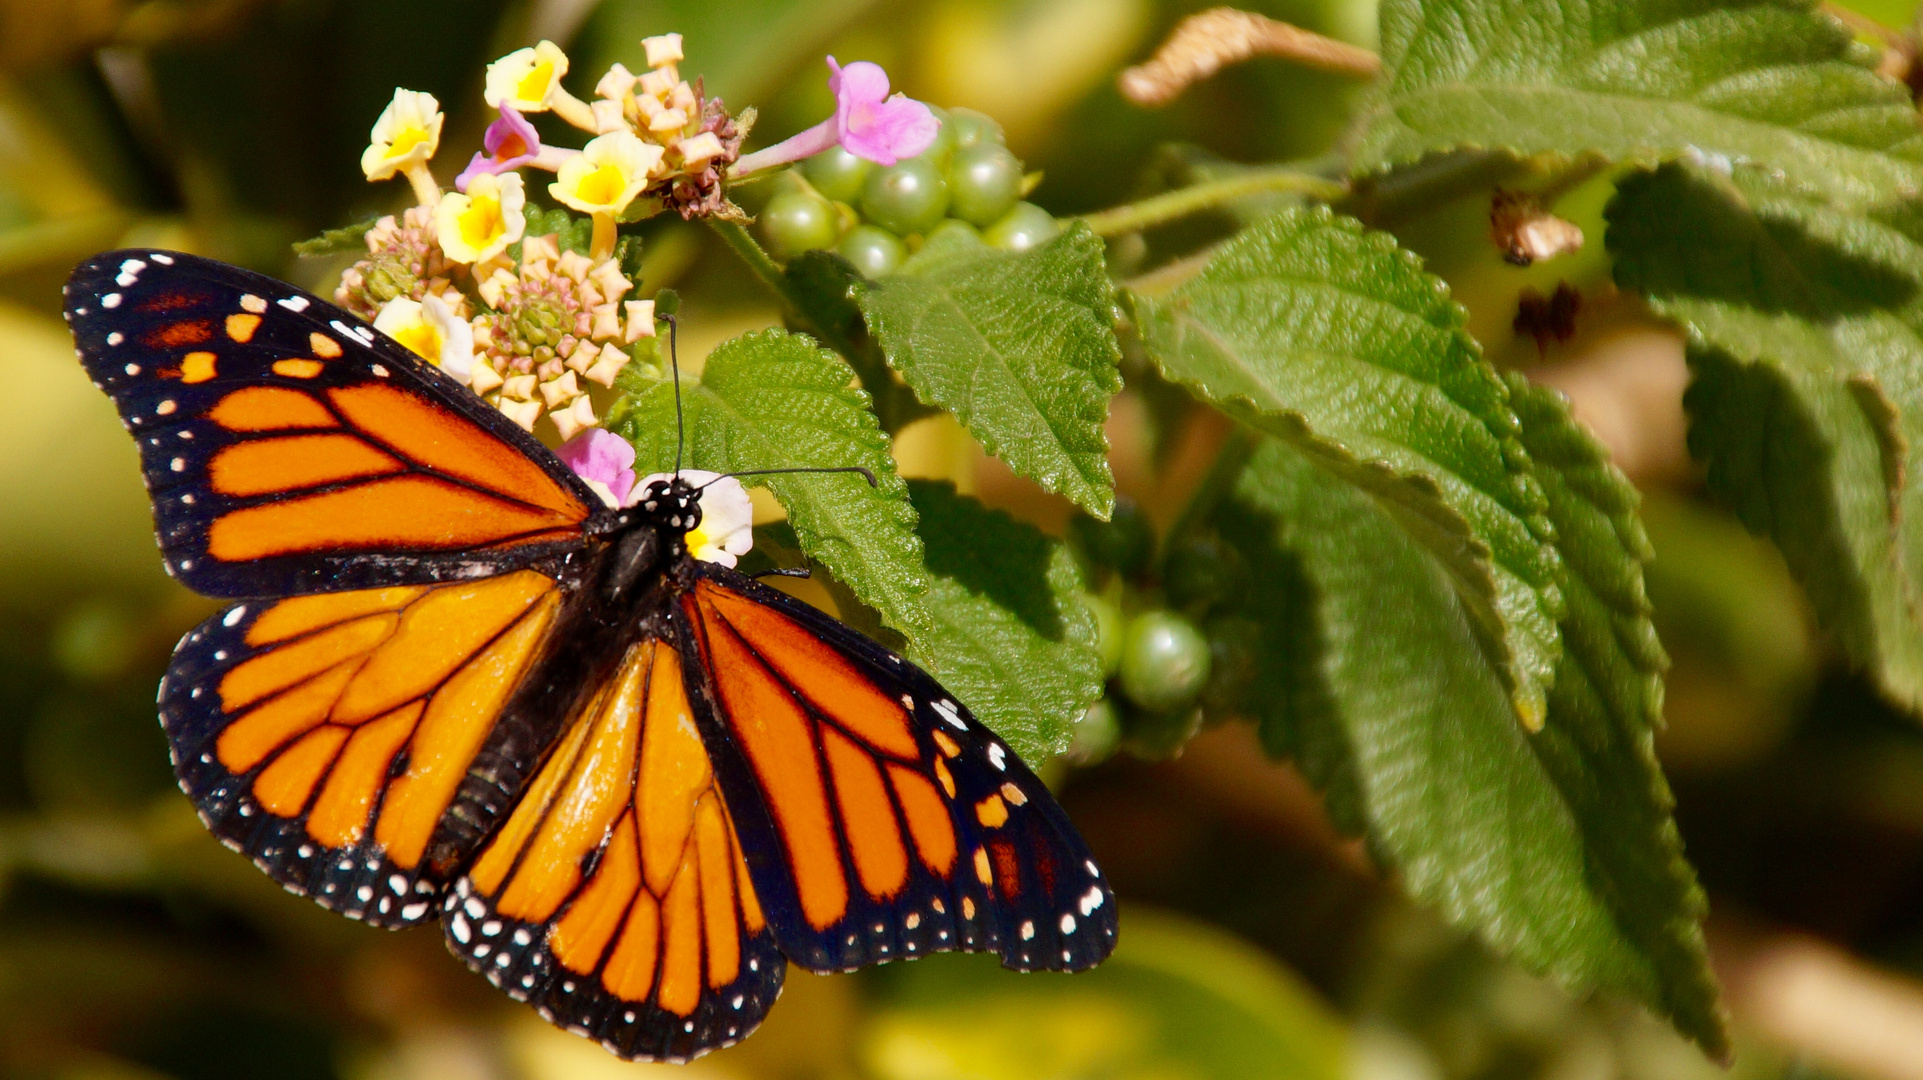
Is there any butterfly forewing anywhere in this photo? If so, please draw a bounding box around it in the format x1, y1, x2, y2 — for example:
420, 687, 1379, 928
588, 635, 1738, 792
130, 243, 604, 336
680, 568, 1118, 974
65, 250, 597, 597
445, 632, 784, 1061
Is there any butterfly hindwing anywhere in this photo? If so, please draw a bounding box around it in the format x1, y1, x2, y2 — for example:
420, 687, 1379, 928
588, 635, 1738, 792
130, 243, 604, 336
161, 570, 572, 926
680, 567, 1119, 975
446, 632, 784, 1062
65, 250, 597, 597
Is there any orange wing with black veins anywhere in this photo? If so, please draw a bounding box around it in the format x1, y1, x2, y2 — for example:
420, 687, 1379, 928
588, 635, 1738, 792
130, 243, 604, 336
444, 636, 783, 1063
66, 249, 596, 598
162, 571, 568, 925
680, 569, 1118, 976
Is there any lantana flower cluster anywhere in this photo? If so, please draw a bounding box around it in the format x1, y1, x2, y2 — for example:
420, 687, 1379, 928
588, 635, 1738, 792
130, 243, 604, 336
332, 30, 940, 500
340, 33, 745, 439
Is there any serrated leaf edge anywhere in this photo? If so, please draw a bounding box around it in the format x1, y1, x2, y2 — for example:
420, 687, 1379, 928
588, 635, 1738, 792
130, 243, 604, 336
1131, 207, 1565, 727
861, 224, 1124, 518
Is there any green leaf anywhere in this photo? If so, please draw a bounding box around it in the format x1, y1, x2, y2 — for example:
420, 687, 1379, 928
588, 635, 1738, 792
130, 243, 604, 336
1218, 435, 1724, 1058
1130, 207, 1563, 728
1350, 0, 1923, 207
785, 250, 871, 356
1607, 162, 1923, 712
614, 328, 931, 639
904, 481, 1103, 762
858, 224, 1123, 518
291, 218, 375, 257
1506, 376, 1727, 1058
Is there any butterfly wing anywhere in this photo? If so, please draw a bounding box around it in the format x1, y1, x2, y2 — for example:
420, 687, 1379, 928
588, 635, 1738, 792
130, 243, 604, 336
445, 631, 784, 1062
679, 567, 1118, 975
163, 569, 587, 926
65, 250, 598, 597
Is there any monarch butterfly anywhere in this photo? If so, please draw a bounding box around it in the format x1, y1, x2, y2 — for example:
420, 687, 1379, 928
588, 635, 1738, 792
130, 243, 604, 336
64, 249, 1117, 1061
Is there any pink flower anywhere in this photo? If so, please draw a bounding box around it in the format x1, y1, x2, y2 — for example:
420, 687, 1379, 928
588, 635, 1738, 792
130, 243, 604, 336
456, 105, 542, 192
732, 56, 939, 175
826, 58, 938, 166
556, 428, 636, 508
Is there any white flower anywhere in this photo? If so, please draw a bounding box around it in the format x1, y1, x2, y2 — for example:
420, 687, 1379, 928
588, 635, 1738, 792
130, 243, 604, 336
373, 294, 474, 383
635, 470, 754, 567
596, 63, 638, 100
361, 89, 443, 180
435, 171, 525, 264
549, 130, 662, 215
484, 40, 571, 112
643, 33, 684, 69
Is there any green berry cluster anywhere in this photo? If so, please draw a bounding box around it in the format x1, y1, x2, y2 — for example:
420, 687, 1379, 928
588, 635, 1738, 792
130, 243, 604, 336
1064, 497, 1261, 765
759, 107, 1060, 276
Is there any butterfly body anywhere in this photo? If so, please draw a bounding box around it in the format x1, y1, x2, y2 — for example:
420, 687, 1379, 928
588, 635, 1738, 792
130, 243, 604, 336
65, 249, 1116, 1061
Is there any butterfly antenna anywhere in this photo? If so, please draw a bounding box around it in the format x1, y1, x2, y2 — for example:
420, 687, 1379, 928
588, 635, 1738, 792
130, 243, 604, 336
666, 313, 685, 477
698, 466, 879, 490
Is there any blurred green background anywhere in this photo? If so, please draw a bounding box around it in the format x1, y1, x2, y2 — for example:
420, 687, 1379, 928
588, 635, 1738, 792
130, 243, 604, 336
10, 0, 1923, 1077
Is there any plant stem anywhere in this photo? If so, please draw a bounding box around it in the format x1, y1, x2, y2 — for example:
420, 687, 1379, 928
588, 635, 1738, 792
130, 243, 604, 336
1163, 425, 1261, 555
1337, 150, 1525, 227
711, 218, 789, 297
404, 162, 441, 208
590, 213, 617, 261
1077, 170, 1348, 237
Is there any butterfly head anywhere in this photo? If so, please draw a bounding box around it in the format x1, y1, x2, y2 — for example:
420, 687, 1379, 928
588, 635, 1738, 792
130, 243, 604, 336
630, 475, 704, 538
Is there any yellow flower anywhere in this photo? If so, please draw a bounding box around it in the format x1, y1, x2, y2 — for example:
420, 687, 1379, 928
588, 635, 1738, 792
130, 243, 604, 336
360, 89, 443, 181
373, 294, 475, 384
435, 172, 525, 264
485, 40, 571, 112
549, 131, 663, 215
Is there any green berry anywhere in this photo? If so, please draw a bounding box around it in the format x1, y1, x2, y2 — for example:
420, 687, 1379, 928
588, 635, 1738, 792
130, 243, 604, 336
983, 201, 1058, 251
923, 218, 981, 250
760, 189, 839, 260
802, 146, 872, 203
1118, 609, 1212, 713
948, 143, 1023, 226
1067, 497, 1154, 580
1067, 698, 1121, 765
1163, 533, 1248, 614
837, 225, 906, 278
860, 157, 950, 236
945, 107, 1004, 149
1085, 592, 1125, 677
